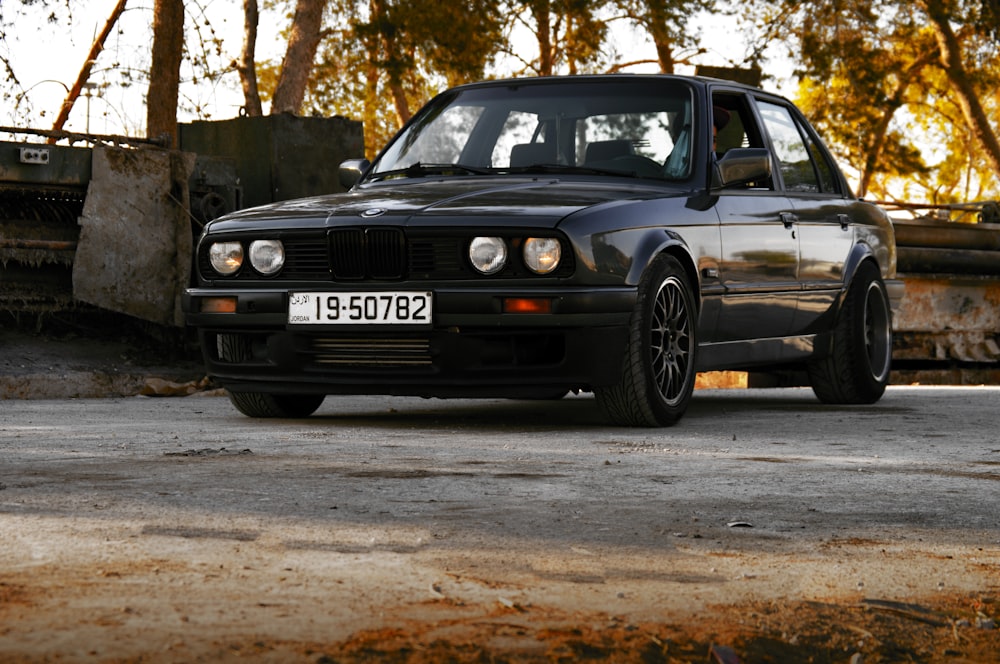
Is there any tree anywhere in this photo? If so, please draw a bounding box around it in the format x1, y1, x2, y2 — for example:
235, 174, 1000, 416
271, 0, 329, 114
259, 0, 504, 155
747, 0, 1000, 201
237, 0, 263, 116
50, 0, 129, 137
355, 0, 414, 126
921, 0, 1000, 183
502, 0, 610, 76
611, 0, 714, 73
147, 0, 184, 146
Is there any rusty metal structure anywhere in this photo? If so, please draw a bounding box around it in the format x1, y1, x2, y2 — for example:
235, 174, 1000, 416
884, 200, 1000, 383
0, 136, 92, 313
1, 115, 362, 327
1, 127, 204, 322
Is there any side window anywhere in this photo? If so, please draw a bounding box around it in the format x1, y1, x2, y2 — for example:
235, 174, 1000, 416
756, 100, 822, 194
712, 92, 772, 189
711, 99, 749, 155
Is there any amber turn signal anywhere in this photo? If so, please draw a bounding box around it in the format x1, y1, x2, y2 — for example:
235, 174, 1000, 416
200, 297, 237, 313
502, 297, 553, 314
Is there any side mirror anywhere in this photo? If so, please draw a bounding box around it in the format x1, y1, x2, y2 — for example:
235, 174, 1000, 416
713, 148, 771, 189
338, 158, 371, 190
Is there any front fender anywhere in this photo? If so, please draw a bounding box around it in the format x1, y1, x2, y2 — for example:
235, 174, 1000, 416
623, 228, 698, 287
576, 226, 705, 322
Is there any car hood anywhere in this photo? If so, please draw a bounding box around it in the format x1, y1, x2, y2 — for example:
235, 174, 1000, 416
208, 177, 691, 231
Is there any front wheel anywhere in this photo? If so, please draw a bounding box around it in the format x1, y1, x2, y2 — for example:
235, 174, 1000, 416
227, 391, 326, 418
595, 254, 697, 426
217, 333, 326, 418
808, 261, 892, 404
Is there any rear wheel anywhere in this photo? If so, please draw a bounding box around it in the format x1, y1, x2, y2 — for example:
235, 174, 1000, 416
217, 334, 325, 418
595, 254, 697, 426
808, 261, 892, 404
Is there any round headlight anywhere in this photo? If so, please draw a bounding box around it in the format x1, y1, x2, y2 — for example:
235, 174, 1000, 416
249, 239, 285, 275
468, 236, 507, 275
523, 237, 561, 274
208, 241, 243, 276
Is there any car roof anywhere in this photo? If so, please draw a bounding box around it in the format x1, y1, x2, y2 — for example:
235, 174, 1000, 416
448, 73, 786, 104
452, 73, 758, 92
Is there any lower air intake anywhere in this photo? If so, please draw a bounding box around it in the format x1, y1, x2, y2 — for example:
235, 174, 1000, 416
308, 336, 432, 367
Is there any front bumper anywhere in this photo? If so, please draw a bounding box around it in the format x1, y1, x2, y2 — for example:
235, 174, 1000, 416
184, 286, 636, 397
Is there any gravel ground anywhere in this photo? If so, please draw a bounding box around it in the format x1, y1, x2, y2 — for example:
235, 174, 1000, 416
2, 356, 999, 663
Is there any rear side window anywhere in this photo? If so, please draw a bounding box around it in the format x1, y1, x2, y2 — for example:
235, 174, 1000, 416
756, 100, 840, 195
803, 131, 839, 194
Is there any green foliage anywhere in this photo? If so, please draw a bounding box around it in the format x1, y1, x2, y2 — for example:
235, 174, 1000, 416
290, 0, 718, 151
752, 0, 1000, 201
282, 0, 505, 156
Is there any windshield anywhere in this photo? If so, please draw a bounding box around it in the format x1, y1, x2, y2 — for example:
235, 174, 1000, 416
369, 78, 694, 182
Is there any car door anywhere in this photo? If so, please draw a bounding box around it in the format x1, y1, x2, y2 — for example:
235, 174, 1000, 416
711, 91, 800, 343
754, 99, 853, 336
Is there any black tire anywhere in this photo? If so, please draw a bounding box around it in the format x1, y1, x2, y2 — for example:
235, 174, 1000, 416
227, 391, 326, 418
595, 254, 697, 426
217, 333, 325, 418
808, 261, 892, 404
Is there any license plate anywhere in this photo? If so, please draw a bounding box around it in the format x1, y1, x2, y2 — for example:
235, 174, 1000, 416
288, 291, 432, 325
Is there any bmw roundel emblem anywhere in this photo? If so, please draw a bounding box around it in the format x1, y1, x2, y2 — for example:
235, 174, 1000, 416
361, 207, 387, 218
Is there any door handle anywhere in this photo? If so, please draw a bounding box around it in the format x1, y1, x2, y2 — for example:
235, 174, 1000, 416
837, 213, 851, 230
780, 212, 797, 229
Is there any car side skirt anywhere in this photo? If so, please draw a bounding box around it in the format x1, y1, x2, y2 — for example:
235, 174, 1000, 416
695, 332, 832, 372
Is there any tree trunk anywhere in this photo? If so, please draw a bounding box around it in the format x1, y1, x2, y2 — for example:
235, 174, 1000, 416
923, 0, 1000, 180
638, 0, 675, 73
238, 0, 263, 116
147, 0, 184, 147
363, 0, 381, 159
370, 0, 411, 129
271, 0, 328, 114
532, 0, 553, 76
363, 58, 380, 159
651, 29, 675, 74
388, 78, 411, 128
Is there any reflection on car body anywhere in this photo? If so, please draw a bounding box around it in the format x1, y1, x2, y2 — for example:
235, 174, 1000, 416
184, 74, 901, 426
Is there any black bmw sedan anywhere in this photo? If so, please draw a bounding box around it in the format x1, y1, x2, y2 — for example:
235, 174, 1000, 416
184, 74, 902, 426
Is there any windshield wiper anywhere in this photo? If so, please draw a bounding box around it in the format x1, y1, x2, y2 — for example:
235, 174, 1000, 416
369, 162, 493, 181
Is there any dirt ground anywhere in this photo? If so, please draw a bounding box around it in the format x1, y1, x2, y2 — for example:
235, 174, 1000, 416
0, 313, 205, 399
2, 317, 999, 662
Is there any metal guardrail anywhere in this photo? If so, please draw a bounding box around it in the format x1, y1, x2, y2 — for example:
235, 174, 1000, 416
873, 199, 1000, 225
0, 125, 168, 148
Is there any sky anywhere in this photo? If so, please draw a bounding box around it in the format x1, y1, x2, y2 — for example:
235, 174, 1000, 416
3, 1, 788, 141
4, 1, 279, 137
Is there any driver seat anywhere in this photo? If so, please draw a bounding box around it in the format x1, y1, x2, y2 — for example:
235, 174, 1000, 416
584, 140, 633, 164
